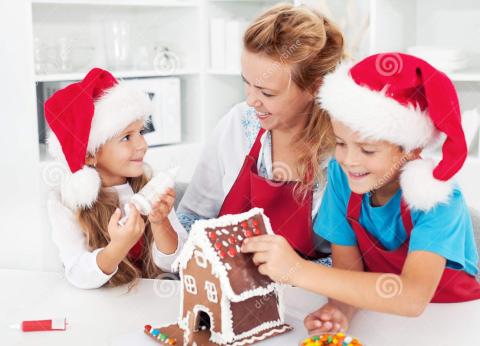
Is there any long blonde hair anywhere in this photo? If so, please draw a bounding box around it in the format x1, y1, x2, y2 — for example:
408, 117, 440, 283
77, 169, 162, 287
244, 3, 344, 197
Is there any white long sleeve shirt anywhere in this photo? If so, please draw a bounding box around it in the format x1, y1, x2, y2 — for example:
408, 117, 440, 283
177, 101, 330, 253
47, 182, 187, 289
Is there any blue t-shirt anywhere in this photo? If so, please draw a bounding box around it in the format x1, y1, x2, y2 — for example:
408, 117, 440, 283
314, 159, 479, 276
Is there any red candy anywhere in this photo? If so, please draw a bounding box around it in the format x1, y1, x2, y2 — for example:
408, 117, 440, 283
144, 325, 152, 332
208, 231, 217, 240
214, 241, 222, 250
227, 246, 237, 257
253, 227, 261, 235
252, 219, 258, 227
244, 229, 253, 238
241, 221, 249, 229
228, 235, 237, 244
219, 250, 227, 259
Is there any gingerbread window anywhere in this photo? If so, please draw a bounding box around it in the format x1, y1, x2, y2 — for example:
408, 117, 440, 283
184, 275, 197, 295
194, 250, 207, 268
205, 281, 218, 303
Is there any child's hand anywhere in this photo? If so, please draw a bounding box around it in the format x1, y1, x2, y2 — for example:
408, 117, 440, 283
149, 188, 176, 225
304, 302, 350, 335
108, 203, 146, 251
241, 234, 304, 284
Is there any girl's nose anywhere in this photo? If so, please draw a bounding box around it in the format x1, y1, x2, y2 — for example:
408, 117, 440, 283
137, 135, 148, 152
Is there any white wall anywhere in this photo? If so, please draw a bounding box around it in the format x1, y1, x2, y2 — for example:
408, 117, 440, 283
0, 0, 44, 270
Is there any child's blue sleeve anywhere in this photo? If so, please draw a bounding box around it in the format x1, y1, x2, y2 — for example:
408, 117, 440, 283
409, 188, 479, 276
313, 160, 357, 246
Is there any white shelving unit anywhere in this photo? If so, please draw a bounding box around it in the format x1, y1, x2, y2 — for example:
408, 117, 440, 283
31, 0, 297, 181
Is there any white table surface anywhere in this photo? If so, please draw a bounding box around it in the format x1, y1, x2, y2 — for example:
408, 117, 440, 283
1, 269, 480, 346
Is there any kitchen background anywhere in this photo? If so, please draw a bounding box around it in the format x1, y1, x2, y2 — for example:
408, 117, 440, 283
0, 0, 479, 271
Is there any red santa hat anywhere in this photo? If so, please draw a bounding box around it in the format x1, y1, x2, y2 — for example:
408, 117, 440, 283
317, 52, 467, 211
44, 67, 153, 210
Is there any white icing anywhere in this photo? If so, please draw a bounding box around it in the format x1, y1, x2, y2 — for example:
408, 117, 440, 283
205, 281, 218, 303
184, 275, 197, 295
228, 325, 292, 346
194, 249, 208, 268
221, 228, 229, 235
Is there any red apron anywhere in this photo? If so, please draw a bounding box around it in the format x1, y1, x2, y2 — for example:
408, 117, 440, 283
347, 192, 480, 303
218, 128, 316, 256
129, 238, 144, 261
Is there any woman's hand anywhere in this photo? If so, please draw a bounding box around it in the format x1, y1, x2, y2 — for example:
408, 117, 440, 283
149, 188, 176, 225
241, 234, 305, 284
304, 302, 350, 335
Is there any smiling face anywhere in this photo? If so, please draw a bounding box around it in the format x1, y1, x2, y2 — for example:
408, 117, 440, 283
332, 120, 412, 200
241, 50, 316, 133
88, 119, 147, 187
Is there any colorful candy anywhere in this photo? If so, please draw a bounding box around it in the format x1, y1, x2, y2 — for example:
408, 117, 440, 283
144, 326, 177, 345
301, 333, 362, 346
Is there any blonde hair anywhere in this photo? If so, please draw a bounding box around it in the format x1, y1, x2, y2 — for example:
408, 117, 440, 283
244, 3, 344, 197
77, 169, 162, 288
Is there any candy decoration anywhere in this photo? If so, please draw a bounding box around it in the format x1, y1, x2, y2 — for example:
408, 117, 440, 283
301, 333, 362, 346
252, 219, 258, 227
214, 241, 222, 250
227, 246, 237, 257
228, 235, 237, 244
241, 221, 249, 229
244, 229, 253, 238
208, 231, 217, 240
219, 250, 227, 259
253, 227, 261, 235
144, 325, 152, 333
151, 329, 160, 337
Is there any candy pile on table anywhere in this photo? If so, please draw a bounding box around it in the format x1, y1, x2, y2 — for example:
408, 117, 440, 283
144, 325, 176, 345
301, 333, 363, 346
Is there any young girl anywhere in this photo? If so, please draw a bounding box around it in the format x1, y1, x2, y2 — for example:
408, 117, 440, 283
242, 53, 480, 333
45, 68, 187, 289
178, 3, 344, 260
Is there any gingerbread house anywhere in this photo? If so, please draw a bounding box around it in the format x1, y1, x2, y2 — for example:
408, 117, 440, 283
144, 208, 292, 345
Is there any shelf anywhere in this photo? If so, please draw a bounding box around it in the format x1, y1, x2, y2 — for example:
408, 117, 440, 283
31, 0, 199, 7
35, 69, 200, 82
447, 69, 480, 82
207, 69, 241, 76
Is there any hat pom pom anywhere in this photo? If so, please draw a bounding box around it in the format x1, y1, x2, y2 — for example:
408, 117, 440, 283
61, 166, 101, 210
400, 159, 454, 211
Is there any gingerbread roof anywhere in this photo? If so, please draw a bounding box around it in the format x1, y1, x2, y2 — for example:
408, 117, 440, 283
172, 208, 280, 302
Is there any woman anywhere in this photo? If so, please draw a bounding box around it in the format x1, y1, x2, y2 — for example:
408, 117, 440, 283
178, 3, 344, 259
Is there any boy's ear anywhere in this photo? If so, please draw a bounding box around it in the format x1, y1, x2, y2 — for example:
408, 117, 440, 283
85, 154, 96, 166
406, 148, 422, 161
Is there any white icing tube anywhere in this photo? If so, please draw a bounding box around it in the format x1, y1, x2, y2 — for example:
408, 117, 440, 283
118, 167, 179, 226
